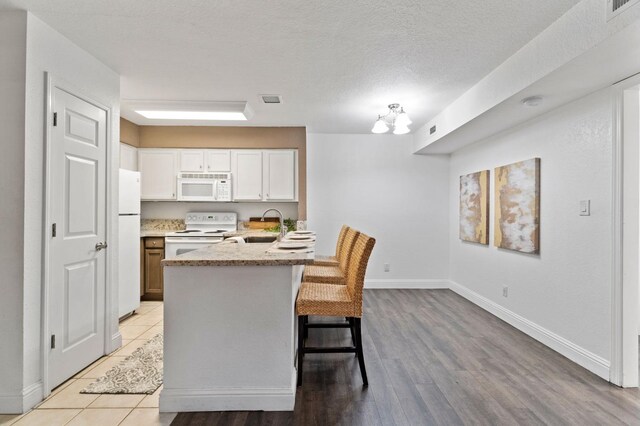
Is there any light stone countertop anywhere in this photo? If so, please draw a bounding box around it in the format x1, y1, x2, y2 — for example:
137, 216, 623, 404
162, 242, 315, 267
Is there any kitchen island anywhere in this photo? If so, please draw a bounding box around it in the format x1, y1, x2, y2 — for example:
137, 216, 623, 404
159, 242, 314, 412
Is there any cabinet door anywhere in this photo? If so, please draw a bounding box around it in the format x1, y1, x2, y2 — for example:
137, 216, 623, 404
138, 149, 178, 200
180, 150, 205, 172
231, 150, 263, 201
205, 150, 231, 172
264, 150, 296, 201
120, 143, 138, 171
143, 248, 164, 300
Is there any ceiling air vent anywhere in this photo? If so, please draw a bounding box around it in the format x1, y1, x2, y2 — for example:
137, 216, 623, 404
607, 0, 640, 20
260, 95, 282, 104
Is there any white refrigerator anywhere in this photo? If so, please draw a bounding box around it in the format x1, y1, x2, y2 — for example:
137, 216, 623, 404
119, 169, 141, 317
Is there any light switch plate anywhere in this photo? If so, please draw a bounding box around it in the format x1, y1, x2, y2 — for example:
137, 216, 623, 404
580, 200, 591, 216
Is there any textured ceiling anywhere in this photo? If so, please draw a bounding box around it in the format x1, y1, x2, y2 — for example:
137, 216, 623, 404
1, 0, 581, 132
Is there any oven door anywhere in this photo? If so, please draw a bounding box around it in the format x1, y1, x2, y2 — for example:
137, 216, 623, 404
164, 237, 223, 258
177, 178, 216, 201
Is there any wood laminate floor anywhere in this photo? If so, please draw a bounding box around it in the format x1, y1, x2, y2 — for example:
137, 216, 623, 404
171, 289, 640, 426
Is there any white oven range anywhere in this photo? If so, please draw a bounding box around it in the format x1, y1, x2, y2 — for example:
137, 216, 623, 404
165, 212, 237, 258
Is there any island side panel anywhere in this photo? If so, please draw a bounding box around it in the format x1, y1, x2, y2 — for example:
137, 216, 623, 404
160, 264, 301, 412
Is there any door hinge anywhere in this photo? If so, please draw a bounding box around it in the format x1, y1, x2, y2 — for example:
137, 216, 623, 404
50, 334, 56, 349
53, 112, 57, 127
52, 223, 57, 238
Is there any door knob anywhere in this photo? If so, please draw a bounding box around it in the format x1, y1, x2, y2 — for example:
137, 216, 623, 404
95, 241, 108, 251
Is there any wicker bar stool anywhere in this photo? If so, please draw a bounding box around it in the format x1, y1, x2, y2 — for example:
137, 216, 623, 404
296, 232, 376, 387
302, 227, 360, 285
311, 225, 349, 267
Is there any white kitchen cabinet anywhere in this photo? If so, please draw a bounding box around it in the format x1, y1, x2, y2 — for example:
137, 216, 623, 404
263, 150, 296, 201
120, 143, 138, 171
138, 149, 178, 200
205, 150, 231, 172
180, 150, 206, 172
231, 150, 263, 201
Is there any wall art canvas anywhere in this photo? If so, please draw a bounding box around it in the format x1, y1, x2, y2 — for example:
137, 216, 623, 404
459, 170, 490, 244
494, 158, 540, 254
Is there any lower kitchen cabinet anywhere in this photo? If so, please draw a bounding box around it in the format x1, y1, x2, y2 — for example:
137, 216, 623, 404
142, 237, 164, 301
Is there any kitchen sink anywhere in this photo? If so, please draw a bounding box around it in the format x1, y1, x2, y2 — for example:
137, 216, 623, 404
243, 235, 279, 243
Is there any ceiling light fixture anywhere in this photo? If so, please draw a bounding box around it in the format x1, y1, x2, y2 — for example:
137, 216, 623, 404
125, 100, 253, 121
371, 103, 411, 134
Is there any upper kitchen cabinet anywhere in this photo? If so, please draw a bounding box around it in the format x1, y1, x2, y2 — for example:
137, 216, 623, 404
139, 149, 178, 200
231, 150, 263, 201
179, 149, 206, 172
205, 150, 231, 172
263, 150, 297, 201
120, 143, 138, 171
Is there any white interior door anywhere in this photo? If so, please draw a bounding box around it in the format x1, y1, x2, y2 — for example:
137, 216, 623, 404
48, 87, 107, 389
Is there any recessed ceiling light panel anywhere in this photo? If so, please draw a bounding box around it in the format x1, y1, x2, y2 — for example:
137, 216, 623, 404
124, 100, 253, 121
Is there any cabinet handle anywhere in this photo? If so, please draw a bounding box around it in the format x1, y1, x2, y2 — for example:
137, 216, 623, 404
152, 241, 157, 246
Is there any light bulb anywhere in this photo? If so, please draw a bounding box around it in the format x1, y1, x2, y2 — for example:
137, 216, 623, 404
393, 124, 410, 135
372, 118, 389, 134
395, 110, 412, 127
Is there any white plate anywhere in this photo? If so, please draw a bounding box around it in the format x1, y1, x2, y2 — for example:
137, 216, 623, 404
278, 242, 309, 250
293, 230, 314, 235
288, 235, 314, 240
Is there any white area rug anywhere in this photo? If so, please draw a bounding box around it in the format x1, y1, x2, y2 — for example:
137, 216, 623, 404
81, 334, 163, 394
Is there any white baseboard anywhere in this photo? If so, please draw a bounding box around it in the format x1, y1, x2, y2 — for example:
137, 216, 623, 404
159, 386, 296, 412
22, 382, 43, 412
0, 382, 43, 414
365, 279, 449, 289
449, 280, 610, 380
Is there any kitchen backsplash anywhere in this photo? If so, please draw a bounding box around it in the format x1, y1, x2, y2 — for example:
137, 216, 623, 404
141, 218, 186, 231
141, 202, 298, 222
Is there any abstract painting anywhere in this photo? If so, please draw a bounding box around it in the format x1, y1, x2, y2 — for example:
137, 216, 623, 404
459, 170, 489, 244
494, 158, 540, 254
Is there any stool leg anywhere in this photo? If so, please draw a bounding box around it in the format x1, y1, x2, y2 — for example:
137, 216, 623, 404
354, 317, 368, 387
297, 315, 305, 386
348, 317, 356, 346
304, 315, 309, 339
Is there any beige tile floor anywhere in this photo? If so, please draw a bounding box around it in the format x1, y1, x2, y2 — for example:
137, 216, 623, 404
0, 301, 175, 426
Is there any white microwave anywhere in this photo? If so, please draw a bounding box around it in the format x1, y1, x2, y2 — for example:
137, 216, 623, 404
177, 172, 232, 202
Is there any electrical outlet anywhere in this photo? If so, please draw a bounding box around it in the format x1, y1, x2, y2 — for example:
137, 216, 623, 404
502, 286, 509, 298
384, 263, 390, 272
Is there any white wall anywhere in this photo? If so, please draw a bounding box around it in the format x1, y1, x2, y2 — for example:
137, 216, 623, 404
141, 202, 299, 223
0, 12, 120, 413
307, 133, 450, 287
449, 89, 613, 371
0, 11, 27, 409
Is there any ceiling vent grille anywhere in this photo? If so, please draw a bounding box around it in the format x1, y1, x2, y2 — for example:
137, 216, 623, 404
607, 0, 639, 20
260, 95, 282, 104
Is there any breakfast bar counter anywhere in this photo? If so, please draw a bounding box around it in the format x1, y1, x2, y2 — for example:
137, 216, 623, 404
159, 241, 314, 413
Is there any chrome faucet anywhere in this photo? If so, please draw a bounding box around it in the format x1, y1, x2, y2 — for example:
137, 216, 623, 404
261, 208, 286, 240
